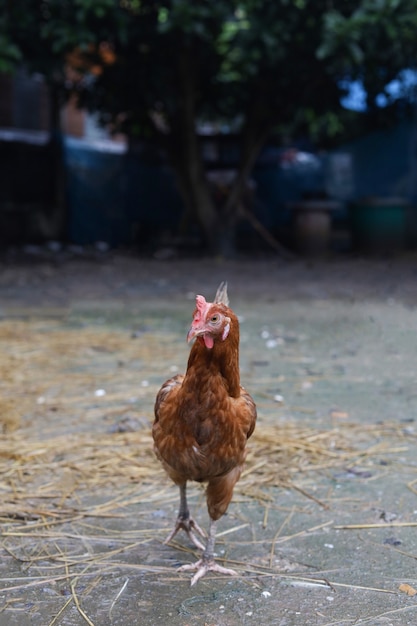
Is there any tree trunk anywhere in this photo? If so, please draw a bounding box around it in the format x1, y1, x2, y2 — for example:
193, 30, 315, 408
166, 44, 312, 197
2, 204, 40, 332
170, 151, 238, 256
225, 97, 272, 221
162, 48, 244, 256
164, 54, 275, 257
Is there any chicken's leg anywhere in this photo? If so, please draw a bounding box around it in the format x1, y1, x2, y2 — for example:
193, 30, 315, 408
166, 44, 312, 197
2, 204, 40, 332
179, 518, 238, 586
164, 483, 206, 551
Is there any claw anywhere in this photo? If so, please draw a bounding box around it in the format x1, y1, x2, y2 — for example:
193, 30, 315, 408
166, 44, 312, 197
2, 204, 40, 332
179, 558, 238, 586
164, 516, 206, 551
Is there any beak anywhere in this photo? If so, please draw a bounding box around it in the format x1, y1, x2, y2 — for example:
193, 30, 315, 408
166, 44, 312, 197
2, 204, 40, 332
187, 324, 205, 343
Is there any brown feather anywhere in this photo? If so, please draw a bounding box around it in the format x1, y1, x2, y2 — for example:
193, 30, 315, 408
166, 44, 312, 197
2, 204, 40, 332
153, 290, 256, 516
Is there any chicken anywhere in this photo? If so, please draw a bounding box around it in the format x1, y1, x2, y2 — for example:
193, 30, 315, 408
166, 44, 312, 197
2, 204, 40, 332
153, 282, 256, 585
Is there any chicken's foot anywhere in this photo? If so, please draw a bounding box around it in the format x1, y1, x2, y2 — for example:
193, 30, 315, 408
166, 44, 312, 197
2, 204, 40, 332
165, 483, 206, 551
179, 556, 238, 586
178, 518, 238, 585
164, 516, 206, 551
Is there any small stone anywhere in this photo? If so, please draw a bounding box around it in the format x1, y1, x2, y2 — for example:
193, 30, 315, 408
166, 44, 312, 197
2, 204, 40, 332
266, 339, 278, 349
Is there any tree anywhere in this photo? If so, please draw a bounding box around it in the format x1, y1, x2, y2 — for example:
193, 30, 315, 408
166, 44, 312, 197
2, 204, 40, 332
318, 0, 417, 135
3, 0, 417, 254
320, 0, 417, 109
71, 0, 346, 254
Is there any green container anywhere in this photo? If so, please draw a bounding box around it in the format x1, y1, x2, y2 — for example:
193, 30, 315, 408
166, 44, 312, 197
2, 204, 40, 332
351, 197, 407, 252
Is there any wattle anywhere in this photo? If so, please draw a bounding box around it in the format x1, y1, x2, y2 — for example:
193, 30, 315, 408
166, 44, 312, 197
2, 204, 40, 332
203, 334, 214, 349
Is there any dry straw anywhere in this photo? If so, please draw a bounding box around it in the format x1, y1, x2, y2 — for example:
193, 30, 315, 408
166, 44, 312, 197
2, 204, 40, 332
0, 319, 414, 606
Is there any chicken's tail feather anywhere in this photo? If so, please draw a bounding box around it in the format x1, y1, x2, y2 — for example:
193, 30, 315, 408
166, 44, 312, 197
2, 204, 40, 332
214, 281, 229, 306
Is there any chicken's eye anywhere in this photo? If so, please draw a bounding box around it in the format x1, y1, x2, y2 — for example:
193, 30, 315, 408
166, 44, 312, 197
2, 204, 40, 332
210, 314, 220, 323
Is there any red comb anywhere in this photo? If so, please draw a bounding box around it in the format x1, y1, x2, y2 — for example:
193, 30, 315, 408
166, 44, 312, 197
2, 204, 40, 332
196, 295, 207, 311
194, 295, 210, 323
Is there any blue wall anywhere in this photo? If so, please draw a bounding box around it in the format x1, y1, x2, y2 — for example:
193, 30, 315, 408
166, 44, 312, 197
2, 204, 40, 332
329, 120, 417, 204
64, 119, 417, 246
65, 137, 183, 246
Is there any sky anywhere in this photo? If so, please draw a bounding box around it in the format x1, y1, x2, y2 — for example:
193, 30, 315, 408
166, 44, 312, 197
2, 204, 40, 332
341, 69, 417, 111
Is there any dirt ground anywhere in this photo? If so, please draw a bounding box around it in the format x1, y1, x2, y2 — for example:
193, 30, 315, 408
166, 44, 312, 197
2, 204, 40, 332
1, 253, 417, 626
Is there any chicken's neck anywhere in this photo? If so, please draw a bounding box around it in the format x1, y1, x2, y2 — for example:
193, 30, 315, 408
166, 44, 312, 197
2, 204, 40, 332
185, 335, 241, 398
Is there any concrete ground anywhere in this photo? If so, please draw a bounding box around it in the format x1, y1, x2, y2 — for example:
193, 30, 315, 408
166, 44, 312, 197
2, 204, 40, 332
1, 253, 417, 625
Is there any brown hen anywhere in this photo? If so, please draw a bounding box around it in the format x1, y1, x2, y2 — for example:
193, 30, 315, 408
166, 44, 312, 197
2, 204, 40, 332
153, 282, 256, 585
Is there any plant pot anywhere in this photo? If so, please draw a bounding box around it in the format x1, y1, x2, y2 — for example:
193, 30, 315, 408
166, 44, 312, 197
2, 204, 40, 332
350, 197, 407, 253
292, 200, 340, 256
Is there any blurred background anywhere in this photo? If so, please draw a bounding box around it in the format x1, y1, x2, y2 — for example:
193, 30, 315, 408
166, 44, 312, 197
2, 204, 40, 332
1, 0, 417, 259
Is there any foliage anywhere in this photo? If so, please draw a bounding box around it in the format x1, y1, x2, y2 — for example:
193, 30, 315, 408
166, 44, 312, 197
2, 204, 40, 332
319, 0, 417, 111
3, 1, 417, 133
0, 2, 335, 134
